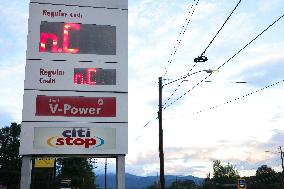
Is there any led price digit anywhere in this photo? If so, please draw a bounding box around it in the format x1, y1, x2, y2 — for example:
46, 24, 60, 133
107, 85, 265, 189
39, 22, 116, 54
74, 68, 116, 85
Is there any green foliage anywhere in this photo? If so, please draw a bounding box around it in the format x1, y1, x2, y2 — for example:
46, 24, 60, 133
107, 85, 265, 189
57, 157, 97, 189
200, 160, 240, 189
203, 162, 282, 189
0, 122, 21, 189
31, 166, 56, 189
246, 165, 281, 189
256, 165, 276, 176
147, 179, 200, 189
202, 173, 213, 189
146, 181, 159, 189
212, 160, 239, 186
168, 179, 198, 189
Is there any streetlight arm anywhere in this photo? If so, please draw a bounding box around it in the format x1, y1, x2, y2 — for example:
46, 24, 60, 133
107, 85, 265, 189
163, 69, 218, 87
265, 150, 280, 154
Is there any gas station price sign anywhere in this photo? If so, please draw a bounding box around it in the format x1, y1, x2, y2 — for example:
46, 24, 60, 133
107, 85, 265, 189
39, 22, 116, 55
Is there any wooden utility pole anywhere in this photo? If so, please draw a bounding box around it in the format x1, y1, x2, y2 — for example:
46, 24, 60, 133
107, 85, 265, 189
280, 146, 284, 189
158, 77, 165, 189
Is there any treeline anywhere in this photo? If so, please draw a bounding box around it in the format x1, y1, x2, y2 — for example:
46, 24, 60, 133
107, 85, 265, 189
147, 160, 283, 189
1, 123, 283, 189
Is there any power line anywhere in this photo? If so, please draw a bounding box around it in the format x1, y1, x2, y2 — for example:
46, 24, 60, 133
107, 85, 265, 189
165, 79, 284, 120
163, 80, 187, 107
201, 0, 242, 56
136, 87, 283, 149
135, 7, 284, 143
216, 13, 284, 71
163, 0, 242, 106
134, 117, 158, 142
162, 0, 200, 77
163, 70, 213, 107
163, 12, 284, 109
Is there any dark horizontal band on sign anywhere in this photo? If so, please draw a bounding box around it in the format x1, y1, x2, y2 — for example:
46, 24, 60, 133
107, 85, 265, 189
22, 121, 128, 123
27, 58, 42, 61
24, 89, 128, 93
30, 2, 128, 11
52, 60, 67, 61
79, 60, 93, 62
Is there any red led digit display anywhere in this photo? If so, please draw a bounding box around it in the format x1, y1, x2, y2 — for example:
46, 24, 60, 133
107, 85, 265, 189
74, 68, 116, 85
39, 22, 116, 54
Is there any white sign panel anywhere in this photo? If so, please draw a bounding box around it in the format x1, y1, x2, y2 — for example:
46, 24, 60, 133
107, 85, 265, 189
24, 60, 127, 92
20, 0, 128, 156
27, 3, 128, 62
22, 90, 127, 122
20, 122, 128, 155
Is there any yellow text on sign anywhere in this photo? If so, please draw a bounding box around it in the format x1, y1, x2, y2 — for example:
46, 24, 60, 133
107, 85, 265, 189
34, 157, 55, 168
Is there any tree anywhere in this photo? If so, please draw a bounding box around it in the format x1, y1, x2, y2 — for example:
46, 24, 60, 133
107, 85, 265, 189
0, 122, 21, 188
249, 165, 280, 189
57, 157, 97, 189
212, 160, 239, 188
256, 165, 276, 176
202, 173, 213, 189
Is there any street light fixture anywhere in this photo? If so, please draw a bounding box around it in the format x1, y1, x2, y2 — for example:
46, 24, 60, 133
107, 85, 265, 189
158, 69, 218, 189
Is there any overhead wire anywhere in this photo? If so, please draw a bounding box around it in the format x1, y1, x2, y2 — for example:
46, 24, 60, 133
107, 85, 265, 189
162, 0, 243, 107
162, 0, 200, 77
162, 70, 211, 107
134, 117, 158, 142
163, 12, 284, 110
135, 5, 284, 142
201, 0, 242, 56
135, 0, 201, 142
164, 79, 284, 120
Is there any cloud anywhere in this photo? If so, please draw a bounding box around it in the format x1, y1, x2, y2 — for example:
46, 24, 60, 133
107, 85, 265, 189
0, 1, 28, 61
258, 0, 282, 13
260, 129, 284, 150
127, 129, 284, 176
0, 62, 25, 123
228, 44, 284, 87
126, 150, 160, 176
0, 111, 14, 128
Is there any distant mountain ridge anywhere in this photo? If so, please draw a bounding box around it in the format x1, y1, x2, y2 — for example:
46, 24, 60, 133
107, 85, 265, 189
96, 173, 204, 189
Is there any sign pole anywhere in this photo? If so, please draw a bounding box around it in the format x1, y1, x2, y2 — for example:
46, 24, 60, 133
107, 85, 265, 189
116, 155, 126, 189
20, 156, 32, 189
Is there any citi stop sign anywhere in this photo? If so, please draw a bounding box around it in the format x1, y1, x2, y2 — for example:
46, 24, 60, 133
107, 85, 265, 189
237, 179, 246, 189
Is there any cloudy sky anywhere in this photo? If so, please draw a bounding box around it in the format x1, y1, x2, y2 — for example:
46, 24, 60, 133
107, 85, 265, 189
1, 0, 284, 178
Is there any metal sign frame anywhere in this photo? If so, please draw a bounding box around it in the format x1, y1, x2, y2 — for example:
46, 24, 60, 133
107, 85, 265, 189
21, 0, 128, 188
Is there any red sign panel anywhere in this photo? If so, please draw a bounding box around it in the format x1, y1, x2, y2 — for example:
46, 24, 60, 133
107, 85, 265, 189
36, 96, 116, 117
